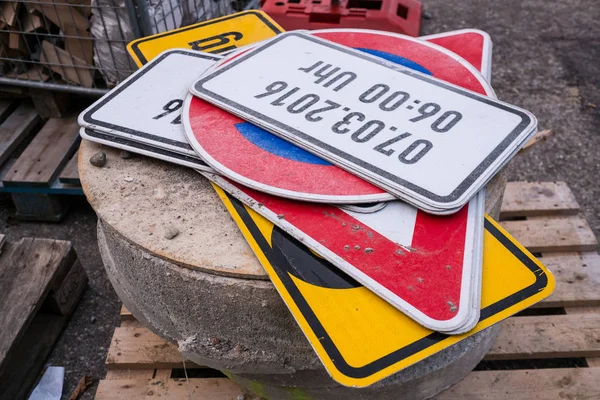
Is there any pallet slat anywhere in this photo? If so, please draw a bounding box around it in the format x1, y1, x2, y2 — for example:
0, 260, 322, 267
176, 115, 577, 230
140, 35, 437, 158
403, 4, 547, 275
486, 314, 600, 360
536, 252, 600, 307
0, 103, 40, 166
100, 181, 600, 399
95, 378, 247, 400
3, 116, 80, 187
0, 238, 87, 399
108, 313, 600, 371
59, 150, 80, 185
434, 367, 600, 400
106, 327, 202, 370
104, 370, 155, 380
0, 100, 17, 122
500, 217, 597, 253
565, 306, 600, 367
501, 181, 579, 218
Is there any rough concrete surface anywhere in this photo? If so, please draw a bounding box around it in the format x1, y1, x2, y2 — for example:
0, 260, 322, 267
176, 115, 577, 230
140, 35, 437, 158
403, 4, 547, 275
0, 0, 598, 398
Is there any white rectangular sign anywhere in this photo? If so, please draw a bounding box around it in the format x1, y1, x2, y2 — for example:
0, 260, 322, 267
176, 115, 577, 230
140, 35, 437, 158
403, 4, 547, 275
79, 128, 212, 171
79, 49, 220, 158
191, 32, 537, 211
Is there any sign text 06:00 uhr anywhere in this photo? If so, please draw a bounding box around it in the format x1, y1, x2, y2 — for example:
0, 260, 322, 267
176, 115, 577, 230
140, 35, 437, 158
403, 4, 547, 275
253, 60, 464, 165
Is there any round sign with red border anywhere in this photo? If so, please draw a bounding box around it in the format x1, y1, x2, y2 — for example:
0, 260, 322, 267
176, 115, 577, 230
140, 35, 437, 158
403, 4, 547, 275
184, 30, 495, 203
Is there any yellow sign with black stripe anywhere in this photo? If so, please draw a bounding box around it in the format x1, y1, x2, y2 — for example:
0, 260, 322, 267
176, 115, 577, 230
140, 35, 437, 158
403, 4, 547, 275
213, 184, 555, 388
127, 10, 283, 67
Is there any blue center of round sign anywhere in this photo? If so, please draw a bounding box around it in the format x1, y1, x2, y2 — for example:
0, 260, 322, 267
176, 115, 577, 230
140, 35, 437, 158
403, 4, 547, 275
235, 50, 433, 165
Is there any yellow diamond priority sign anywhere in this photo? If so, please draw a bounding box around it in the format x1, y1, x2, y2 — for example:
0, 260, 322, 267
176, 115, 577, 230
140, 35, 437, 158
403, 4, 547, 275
214, 185, 555, 388
127, 10, 283, 66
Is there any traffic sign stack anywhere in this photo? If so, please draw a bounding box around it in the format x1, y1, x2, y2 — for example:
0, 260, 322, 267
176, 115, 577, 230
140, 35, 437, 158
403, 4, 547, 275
78, 11, 555, 388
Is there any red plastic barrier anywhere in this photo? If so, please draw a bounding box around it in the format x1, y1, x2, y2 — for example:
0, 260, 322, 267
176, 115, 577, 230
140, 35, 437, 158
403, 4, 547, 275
261, 0, 422, 37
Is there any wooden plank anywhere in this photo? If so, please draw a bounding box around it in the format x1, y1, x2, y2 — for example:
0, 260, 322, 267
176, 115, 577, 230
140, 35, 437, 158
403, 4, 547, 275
0, 103, 40, 166
1, 312, 68, 399
0, 99, 18, 122
518, 129, 552, 154
59, 150, 80, 184
120, 319, 144, 328
485, 314, 600, 360
104, 369, 155, 380
31, 0, 89, 33
44, 259, 88, 315
535, 252, 600, 307
500, 181, 579, 219
39, 41, 94, 88
107, 327, 203, 370
31, 88, 72, 118
0, 238, 75, 361
154, 369, 173, 380
0, 238, 82, 398
3, 116, 80, 187
434, 367, 600, 400
120, 305, 134, 320
95, 378, 247, 400
565, 306, 600, 367
500, 217, 598, 253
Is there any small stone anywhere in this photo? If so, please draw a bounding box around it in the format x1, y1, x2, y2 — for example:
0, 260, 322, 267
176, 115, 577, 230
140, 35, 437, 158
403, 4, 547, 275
354, 245, 360, 250
344, 245, 350, 251
164, 226, 179, 240
124, 176, 134, 182
90, 316, 97, 324
364, 248, 373, 254
142, 253, 151, 260
210, 337, 221, 345
89, 152, 106, 167
422, 10, 432, 20
120, 150, 133, 159
237, 396, 246, 400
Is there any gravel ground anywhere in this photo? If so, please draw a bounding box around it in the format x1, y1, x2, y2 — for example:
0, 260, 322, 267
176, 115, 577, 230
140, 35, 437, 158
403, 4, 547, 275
2, 0, 598, 398
422, 0, 600, 239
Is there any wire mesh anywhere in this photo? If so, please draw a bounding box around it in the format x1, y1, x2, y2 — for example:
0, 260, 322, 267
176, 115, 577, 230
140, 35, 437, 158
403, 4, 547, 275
0, 0, 244, 95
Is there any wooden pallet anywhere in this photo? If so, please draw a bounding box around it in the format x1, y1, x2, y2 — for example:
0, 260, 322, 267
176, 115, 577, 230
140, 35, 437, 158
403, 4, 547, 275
0, 236, 88, 400
0, 98, 83, 221
95, 181, 600, 400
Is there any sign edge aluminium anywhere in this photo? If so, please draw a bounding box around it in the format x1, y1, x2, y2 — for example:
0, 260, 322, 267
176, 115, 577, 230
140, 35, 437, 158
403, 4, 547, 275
212, 182, 555, 388
79, 49, 220, 154
193, 32, 537, 210
127, 10, 284, 66
419, 29, 493, 83
79, 128, 214, 171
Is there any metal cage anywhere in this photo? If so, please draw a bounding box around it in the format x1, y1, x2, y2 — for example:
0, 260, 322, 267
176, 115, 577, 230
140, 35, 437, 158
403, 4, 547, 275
0, 0, 248, 96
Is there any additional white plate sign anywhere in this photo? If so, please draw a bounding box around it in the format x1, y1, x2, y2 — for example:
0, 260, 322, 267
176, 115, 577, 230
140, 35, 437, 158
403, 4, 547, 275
191, 32, 537, 212
79, 49, 220, 168
79, 128, 211, 170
